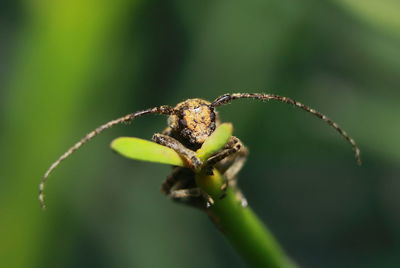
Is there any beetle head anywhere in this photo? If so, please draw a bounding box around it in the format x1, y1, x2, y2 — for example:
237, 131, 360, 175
168, 99, 216, 145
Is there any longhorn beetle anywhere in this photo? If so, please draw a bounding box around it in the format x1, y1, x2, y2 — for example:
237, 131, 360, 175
39, 93, 361, 209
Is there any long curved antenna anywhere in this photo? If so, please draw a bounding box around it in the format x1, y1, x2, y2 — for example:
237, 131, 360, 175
212, 93, 361, 165
39, 105, 174, 209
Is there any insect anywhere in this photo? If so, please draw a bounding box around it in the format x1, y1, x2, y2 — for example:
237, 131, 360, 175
39, 93, 361, 209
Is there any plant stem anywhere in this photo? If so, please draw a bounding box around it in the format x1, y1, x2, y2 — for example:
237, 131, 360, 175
196, 169, 298, 268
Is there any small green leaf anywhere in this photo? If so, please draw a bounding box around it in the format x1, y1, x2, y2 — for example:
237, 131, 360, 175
196, 123, 233, 161
111, 137, 185, 166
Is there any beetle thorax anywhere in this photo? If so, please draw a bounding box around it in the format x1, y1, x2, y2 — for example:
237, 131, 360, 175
168, 98, 216, 145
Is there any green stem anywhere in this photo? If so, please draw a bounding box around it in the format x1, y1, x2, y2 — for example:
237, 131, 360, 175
196, 169, 298, 268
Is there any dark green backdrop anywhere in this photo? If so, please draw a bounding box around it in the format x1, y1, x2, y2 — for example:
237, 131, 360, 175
1, 0, 399, 267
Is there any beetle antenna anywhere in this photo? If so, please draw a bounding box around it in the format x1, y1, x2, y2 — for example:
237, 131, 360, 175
212, 93, 361, 165
39, 105, 174, 210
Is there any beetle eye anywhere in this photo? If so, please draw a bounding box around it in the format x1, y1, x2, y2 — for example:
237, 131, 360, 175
210, 112, 216, 121
179, 119, 188, 127
211, 122, 216, 131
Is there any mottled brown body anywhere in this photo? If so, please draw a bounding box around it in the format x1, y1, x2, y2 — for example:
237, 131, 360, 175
39, 93, 360, 209
166, 99, 216, 150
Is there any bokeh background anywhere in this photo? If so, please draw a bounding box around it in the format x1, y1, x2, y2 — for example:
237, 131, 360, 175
1, 0, 399, 267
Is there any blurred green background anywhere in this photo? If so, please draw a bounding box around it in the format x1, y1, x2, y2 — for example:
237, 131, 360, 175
1, 0, 399, 267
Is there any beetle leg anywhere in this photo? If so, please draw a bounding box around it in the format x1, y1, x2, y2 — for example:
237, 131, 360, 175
161, 167, 212, 209
205, 136, 243, 178
169, 188, 214, 208
221, 145, 248, 188
204, 136, 248, 198
214, 145, 249, 205
160, 167, 189, 195
206, 136, 242, 166
152, 133, 202, 169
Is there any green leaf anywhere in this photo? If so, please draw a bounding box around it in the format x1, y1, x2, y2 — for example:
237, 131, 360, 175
196, 123, 233, 161
111, 137, 185, 166
111, 123, 232, 168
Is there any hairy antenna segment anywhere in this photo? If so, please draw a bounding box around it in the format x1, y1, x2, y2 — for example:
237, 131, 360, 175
39, 106, 173, 209
212, 93, 361, 165
40, 93, 361, 210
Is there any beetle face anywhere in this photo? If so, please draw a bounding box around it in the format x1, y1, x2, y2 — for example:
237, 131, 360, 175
168, 99, 216, 145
